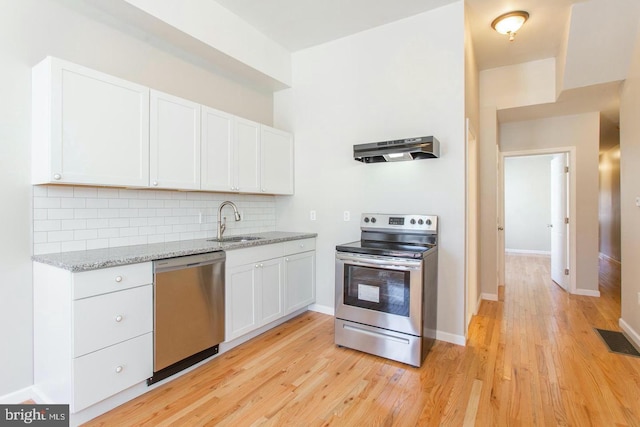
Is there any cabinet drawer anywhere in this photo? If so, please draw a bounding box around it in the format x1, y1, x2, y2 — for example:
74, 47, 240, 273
73, 285, 152, 357
73, 262, 152, 299
73, 333, 152, 412
284, 238, 315, 255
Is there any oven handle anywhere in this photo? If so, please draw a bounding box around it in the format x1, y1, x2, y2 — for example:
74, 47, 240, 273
336, 252, 421, 270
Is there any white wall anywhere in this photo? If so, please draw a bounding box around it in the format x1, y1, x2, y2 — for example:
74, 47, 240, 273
274, 2, 467, 343
619, 22, 640, 343
500, 113, 601, 293
599, 145, 621, 261
0, 0, 273, 397
504, 155, 552, 253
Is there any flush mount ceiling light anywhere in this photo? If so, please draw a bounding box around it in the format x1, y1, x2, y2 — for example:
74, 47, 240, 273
491, 11, 529, 41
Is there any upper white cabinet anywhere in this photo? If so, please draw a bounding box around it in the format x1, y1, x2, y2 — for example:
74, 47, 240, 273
201, 106, 234, 192
32, 57, 150, 187
236, 118, 261, 193
150, 90, 201, 190
261, 126, 294, 195
31, 57, 294, 194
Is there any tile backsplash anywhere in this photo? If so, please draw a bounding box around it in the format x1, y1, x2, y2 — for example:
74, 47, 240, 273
33, 185, 276, 255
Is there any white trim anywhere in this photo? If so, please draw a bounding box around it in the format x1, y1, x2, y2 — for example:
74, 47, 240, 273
0, 386, 35, 404
481, 293, 499, 302
619, 318, 640, 350
572, 289, 600, 297
599, 252, 621, 265
308, 304, 334, 316
500, 147, 577, 295
505, 249, 551, 256
436, 330, 466, 346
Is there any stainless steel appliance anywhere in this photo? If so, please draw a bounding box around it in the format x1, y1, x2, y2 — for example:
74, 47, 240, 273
335, 214, 438, 367
353, 136, 440, 163
149, 251, 225, 384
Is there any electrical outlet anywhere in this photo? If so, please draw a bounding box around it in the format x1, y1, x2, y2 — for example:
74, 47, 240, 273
310, 210, 316, 221
343, 211, 350, 221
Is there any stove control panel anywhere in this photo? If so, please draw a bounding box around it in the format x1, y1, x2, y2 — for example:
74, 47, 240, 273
361, 214, 437, 232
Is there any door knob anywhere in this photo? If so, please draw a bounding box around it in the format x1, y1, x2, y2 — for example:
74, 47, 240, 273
498, 227, 504, 231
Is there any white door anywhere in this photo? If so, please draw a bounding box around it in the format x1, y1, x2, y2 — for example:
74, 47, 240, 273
550, 153, 569, 290
150, 90, 201, 190
201, 106, 236, 192
261, 126, 294, 195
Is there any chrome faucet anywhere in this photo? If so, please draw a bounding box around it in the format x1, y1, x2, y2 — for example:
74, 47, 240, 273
217, 201, 241, 240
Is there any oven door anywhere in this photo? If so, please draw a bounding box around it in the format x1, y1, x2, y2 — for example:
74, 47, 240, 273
335, 252, 423, 336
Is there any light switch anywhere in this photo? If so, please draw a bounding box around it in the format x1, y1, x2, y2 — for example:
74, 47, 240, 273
310, 210, 316, 221
343, 211, 350, 221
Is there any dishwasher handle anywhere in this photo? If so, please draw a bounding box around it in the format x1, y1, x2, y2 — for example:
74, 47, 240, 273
154, 251, 225, 273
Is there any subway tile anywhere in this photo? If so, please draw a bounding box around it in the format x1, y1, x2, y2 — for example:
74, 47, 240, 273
147, 200, 164, 208
73, 187, 97, 198
33, 232, 47, 244
33, 186, 48, 197
98, 228, 120, 239
86, 219, 109, 229
164, 200, 180, 208
34, 242, 61, 255
164, 233, 180, 242
119, 227, 139, 237
108, 198, 129, 209
33, 209, 48, 220
156, 208, 172, 217
47, 230, 74, 242
129, 236, 148, 246
138, 226, 157, 236
156, 225, 172, 234
34, 220, 61, 232
137, 190, 157, 200
179, 200, 194, 208
130, 218, 148, 227
118, 189, 139, 199
108, 218, 130, 228
148, 217, 165, 226
119, 208, 139, 218
61, 219, 87, 230
147, 235, 165, 244
61, 240, 86, 252
74, 208, 98, 219
109, 237, 131, 247
138, 208, 157, 217
86, 239, 109, 250
86, 198, 109, 209
34, 197, 60, 209
47, 186, 74, 198
97, 188, 119, 199
171, 192, 187, 200
74, 229, 98, 240
129, 199, 148, 209
179, 232, 195, 241
61, 198, 86, 209
98, 209, 120, 219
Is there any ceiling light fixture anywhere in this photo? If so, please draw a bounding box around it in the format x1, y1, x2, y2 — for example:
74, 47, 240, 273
491, 11, 529, 42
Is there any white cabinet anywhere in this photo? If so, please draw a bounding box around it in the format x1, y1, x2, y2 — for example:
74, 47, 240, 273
201, 106, 235, 192
261, 126, 294, 195
33, 262, 153, 413
32, 56, 150, 187
225, 239, 314, 341
284, 239, 316, 314
236, 117, 261, 193
226, 254, 283, 341
150, 90, 201, 190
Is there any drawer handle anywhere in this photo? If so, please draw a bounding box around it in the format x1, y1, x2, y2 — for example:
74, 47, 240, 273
115, 366, 123, 374
115, 315, 123, 322
115, 276, 123, 283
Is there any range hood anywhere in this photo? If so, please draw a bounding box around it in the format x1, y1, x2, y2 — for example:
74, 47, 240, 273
353, 136, 440, 163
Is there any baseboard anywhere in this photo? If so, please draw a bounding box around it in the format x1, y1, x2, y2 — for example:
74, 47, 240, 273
599, 252, 621, 265
0, 386, 35, 404
436, 330, 466, 346
308, 303, 334, 316
505, 249, 550, 256
481, 293, 498, 302
573, 289, 601, 297
619, 318, 640, 350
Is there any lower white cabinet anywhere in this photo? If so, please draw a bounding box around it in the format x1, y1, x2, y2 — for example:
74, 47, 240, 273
226, 257, 283, 340
225, 238, 315, 341
33, 262, 153, 413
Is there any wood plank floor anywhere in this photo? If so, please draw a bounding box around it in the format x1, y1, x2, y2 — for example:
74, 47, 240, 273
85, 255, 640, 426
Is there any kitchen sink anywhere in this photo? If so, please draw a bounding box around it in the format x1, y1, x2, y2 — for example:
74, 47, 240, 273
207, 236, 263, 243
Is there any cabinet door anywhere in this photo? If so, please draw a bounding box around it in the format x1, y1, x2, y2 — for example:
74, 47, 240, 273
150, 90, 200, 190
226, 263, 259, 341
201, 106, 236, 192
261, 126, 294, 195
236, 118, 261, 193
33, 57, 150, 187
260, 258, 284, 325
284, 251, 316, 314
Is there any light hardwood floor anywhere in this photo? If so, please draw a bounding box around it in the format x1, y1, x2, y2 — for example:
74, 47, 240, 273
85, 255, 640, 426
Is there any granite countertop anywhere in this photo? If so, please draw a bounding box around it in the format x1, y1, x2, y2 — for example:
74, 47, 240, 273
32, 231, 317, 272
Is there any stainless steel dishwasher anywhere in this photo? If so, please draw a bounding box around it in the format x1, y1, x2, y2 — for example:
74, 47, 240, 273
148, 251, 225, 385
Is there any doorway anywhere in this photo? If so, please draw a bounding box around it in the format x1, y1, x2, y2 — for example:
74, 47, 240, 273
498, 148, 577, 293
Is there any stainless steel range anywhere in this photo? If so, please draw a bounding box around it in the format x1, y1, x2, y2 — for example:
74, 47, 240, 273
335, 213, 438, 367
